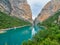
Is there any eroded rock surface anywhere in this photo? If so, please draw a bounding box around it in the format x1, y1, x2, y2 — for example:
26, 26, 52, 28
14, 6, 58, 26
0, 0, 32, 22
36, 0, 60, 23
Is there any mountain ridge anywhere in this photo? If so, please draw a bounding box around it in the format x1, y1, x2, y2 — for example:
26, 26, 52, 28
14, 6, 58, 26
35, 0, 60, 24
0, 0, 32, 23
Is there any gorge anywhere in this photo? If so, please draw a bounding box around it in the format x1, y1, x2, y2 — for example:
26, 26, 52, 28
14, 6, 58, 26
0, 0, 60, 45
0, 0, 32, 23
35, 0, 60, 24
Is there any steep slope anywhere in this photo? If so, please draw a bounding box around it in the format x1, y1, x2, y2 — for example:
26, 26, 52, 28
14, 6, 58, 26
35, 0, 60, 24
0, 0, 32, 23
38, 10, 60, 26
0, 0, 12, 14
0, 11, 31, 29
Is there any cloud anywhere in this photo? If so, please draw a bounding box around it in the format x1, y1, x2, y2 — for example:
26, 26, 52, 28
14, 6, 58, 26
27, 0, 51, 19
27, 0, 50, 5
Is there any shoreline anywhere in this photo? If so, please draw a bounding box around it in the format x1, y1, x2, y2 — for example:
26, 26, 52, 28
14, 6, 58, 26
0, 25, 31, 33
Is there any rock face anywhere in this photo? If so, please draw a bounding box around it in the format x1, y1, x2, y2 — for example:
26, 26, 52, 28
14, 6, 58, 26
36, 0, 60, 23
0, 0, 12, 14
0, 0, 32, 23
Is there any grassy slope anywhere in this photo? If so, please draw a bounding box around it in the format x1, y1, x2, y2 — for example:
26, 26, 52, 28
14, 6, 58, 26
0, 11, 31, 29
22, 10, 60, 45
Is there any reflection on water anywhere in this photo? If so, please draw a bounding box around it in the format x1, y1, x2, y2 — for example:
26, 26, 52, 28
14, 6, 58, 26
0, 26, 41, 45
0, 31, 7, 34
32, 28, 36, 36
22, 30, 30, 34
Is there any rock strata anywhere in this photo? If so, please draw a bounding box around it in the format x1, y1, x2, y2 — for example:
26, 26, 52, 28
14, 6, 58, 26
0, 0, 32, 23
36, 0, 60, 23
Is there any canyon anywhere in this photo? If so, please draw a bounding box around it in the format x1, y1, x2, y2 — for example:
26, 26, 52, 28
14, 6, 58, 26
35, 0, 60, 24
0, 0, 32, 23
0, 0, 60, 25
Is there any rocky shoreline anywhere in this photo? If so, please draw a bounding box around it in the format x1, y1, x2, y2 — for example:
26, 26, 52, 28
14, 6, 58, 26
0, 25, 31, 33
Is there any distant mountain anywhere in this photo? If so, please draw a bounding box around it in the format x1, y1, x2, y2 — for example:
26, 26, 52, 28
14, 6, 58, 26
35, 0, 60, 24
0, 0, 32, 23
0, 11, 31, 29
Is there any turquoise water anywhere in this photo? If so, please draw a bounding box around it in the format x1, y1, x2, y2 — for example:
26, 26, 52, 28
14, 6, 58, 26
0, 26, 41, 45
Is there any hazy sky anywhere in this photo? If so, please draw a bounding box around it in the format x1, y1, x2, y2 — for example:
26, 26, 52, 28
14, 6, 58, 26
27, 0, 51, 19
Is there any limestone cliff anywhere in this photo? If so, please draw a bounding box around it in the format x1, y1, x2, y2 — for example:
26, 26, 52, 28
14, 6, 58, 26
36, 0, 60, 23
0, 0, 32, 23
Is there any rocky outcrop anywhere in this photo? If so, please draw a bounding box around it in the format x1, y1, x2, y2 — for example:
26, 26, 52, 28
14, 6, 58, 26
0, 0, 12, 14
0, 0, 32, 23
36, 0, 60, 23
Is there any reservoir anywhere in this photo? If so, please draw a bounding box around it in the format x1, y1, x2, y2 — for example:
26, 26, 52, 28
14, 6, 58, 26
0, 26, 42, 45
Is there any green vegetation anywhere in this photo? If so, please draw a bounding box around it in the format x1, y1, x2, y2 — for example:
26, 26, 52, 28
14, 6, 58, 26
22, 24, 60, 45
22, 10, 60, 45
0, 11, 31, 29
38, 10, 60, 27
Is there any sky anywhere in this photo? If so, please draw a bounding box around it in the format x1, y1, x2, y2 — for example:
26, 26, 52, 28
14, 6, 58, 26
27, 0, 51, 20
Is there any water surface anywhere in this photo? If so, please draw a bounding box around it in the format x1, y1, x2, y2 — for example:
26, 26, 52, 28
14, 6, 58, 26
0, 26, 41, 45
